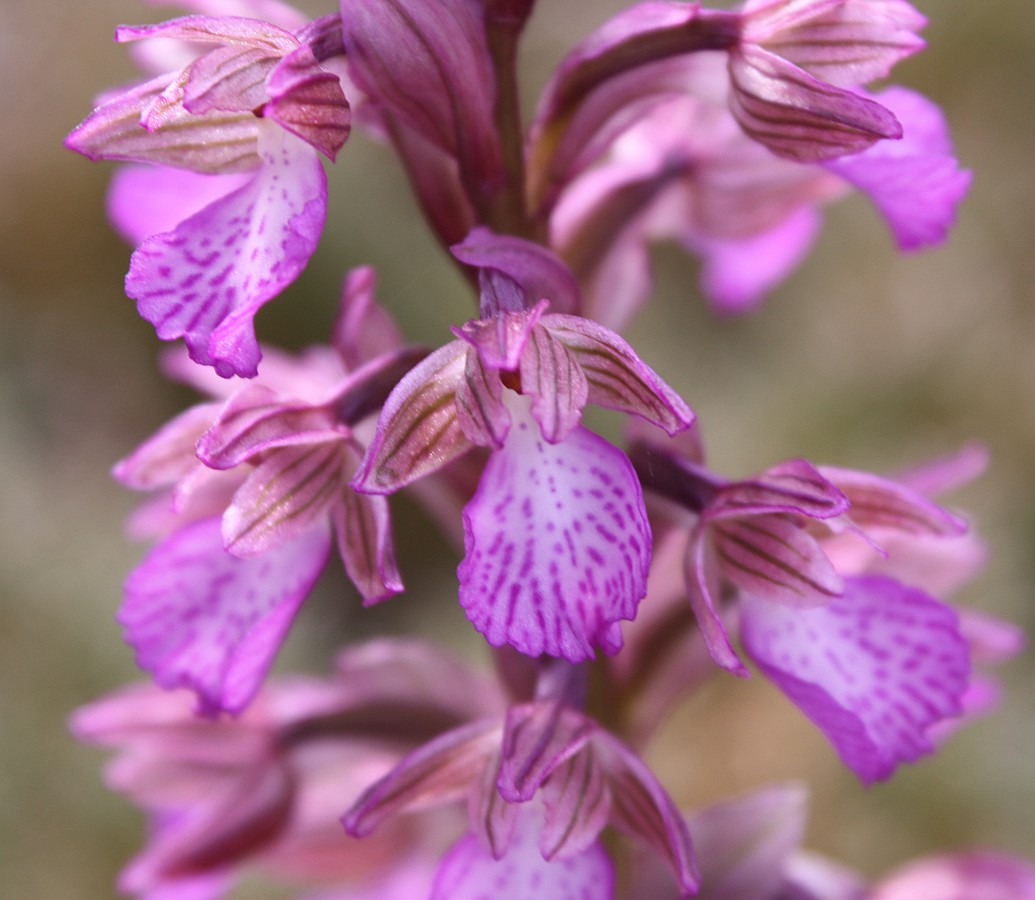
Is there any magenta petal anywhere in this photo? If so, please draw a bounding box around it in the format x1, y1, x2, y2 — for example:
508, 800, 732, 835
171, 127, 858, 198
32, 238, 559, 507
691, 207, 821, 314
430, 814, 616, 900
120, 517, 331, 714
459, 398, 651, 661
127, 124, 327, 378
740, 575, 969, 784
822, 87, 971, 250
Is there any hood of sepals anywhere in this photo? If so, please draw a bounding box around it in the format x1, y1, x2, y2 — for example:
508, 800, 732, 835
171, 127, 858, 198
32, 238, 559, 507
68, 14, 350, 170
452, 229, 582, 318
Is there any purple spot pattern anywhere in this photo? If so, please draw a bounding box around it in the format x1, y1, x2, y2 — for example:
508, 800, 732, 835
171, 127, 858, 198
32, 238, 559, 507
119, 517, 331, 715
458, 406, 650, 662
126, 124, 327, 378
740, 574, 969, 783
430, 814, 615, 900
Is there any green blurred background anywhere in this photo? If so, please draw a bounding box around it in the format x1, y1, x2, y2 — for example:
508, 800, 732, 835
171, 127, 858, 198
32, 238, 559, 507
2, 0, 1034, 896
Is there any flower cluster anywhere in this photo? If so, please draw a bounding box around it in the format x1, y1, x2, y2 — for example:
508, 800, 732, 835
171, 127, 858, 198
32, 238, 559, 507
66, 0, 1026, 897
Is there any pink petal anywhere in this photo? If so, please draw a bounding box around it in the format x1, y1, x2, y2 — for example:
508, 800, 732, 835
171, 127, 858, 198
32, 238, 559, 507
456, 349, 511, 449
541, 314, 694, 436
107, 165, 252, 247
710, 458, 848, 519
181, 44, 281, 116
539, 747, 612, 861
740, 575, 969, 784
333, 266, 404, 370
683, 528, 751, 676
710, 514, 843, 607
593, 731, 699, 896
872, 851, 1035, 900
497, 703, 597, 803
822, 87, 971, 251
332, 467, 404, 604
350, 341, 471, 493
520, 324, 589, 443
743, 0, 927, 87
127, 123, 327, 378
342, 719, 501, 838
196, 384, 340, 469
112, 401, 223, 490
266, 41, 352, 161
222, 440, 347, 556
115, 16, 297, 51
458, 396, 650, 662
65, 71, 261, 174
430, 813, 616, 900
451, 230, 582, 317
688, 784, 807, 900
120, 517, 331, 714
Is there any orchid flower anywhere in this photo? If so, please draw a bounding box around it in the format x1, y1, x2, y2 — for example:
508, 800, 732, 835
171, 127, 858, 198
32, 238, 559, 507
114, 270, 416, 714
630, 443, 972, 783
343, 691, 699, 898
72, 639, 502, 898
66, 12, 350, 377
552, 57, 969, 322
352, 232, 694, 662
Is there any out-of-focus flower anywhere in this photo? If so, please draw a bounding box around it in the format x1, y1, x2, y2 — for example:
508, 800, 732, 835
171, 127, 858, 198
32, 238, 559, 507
114, 271, 420, 713
553, 58, 969, 322
72, 639, 502, 899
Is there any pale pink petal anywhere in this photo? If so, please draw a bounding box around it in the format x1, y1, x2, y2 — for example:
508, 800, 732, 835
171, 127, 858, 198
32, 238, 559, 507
822, 87, 971, 250
127, 123, 327, 378
65, 71, 261, 174
181, 44, 281, 116
456, 349, 511, 448
107, 165, 252, 247
497, 703, 597, 803
115, 16, 297, 51
539, 747, 612, 861
684, 528, 751, 676
458, 396, 650, 661
113, 401, 223, 490
266, 40, 351, 161
342, 719, 501, 838
593, 731, 699, 896
196, 385, 340, 469
519, 325, 589, 444
332, 467, 404, 604
872, 851, 1035, 900
541, 314, 694, 436
710, 514, 843, 607
710, 459, 848, 519
350, 341, 471, 493
743, 0, 927, 87
222, 440, 347, 556
740, 575, 969, 784
430, 813, 616, 900
689, 784, 807, 900
451, 230, 582, 317
120, 517, 331, 714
